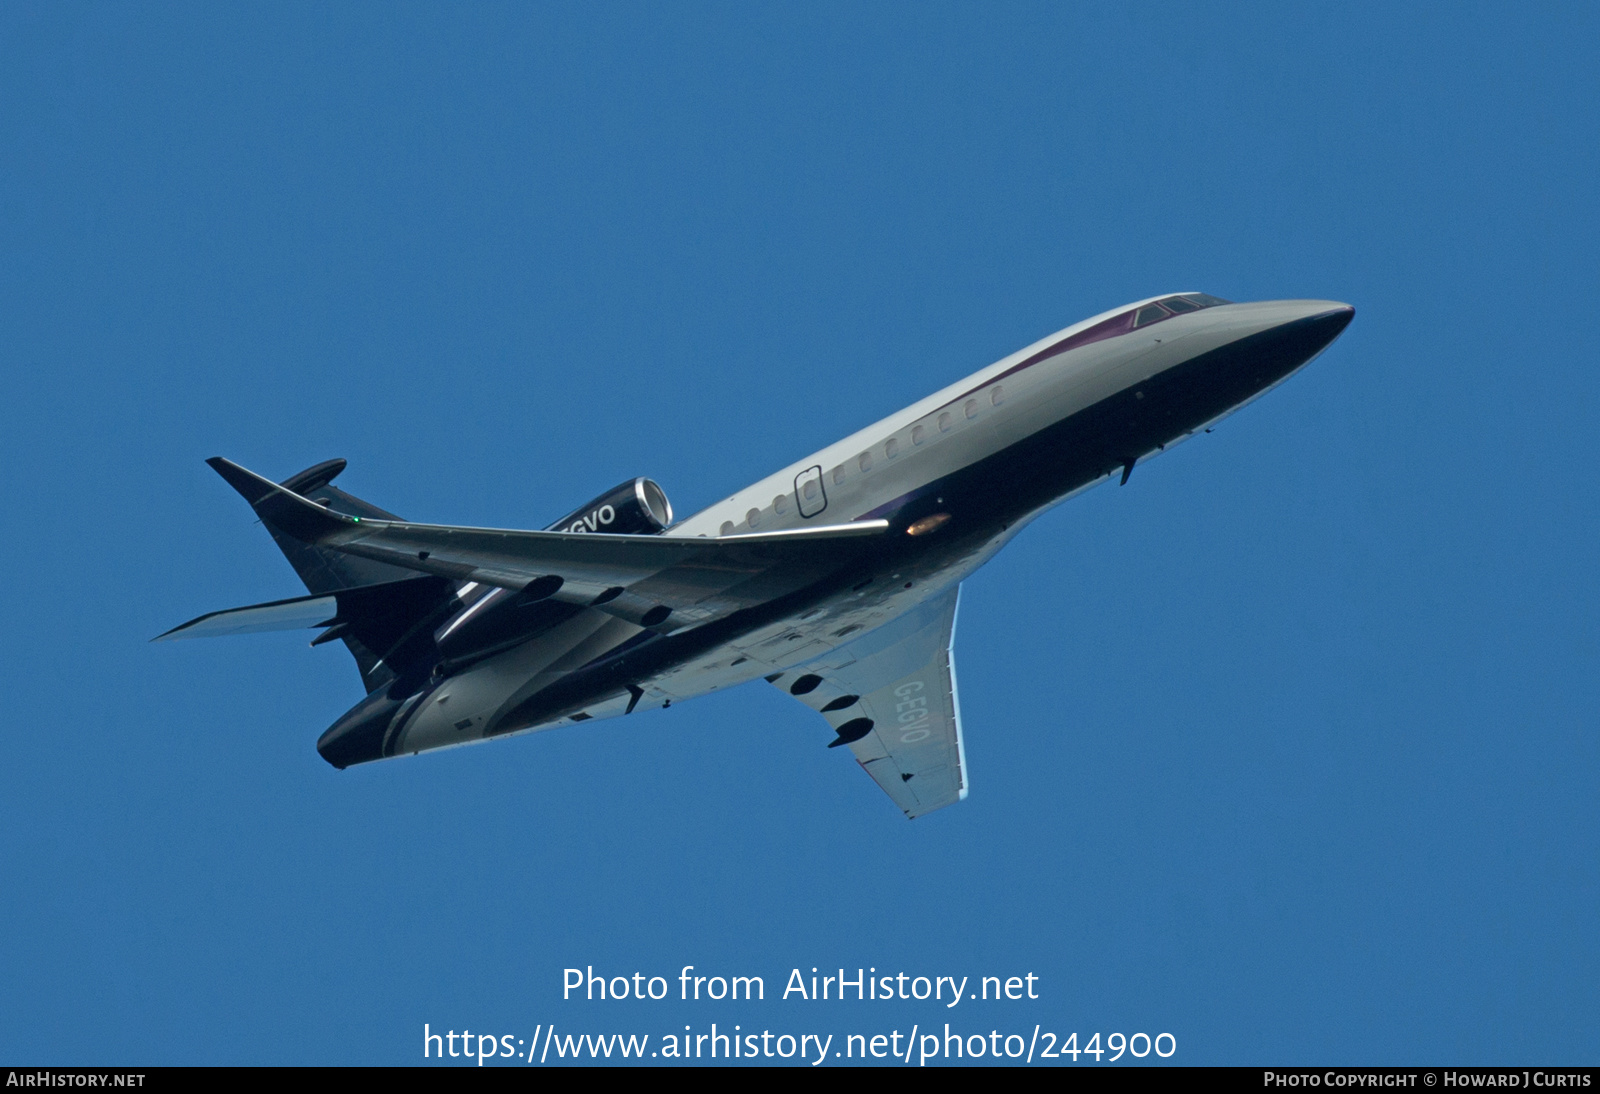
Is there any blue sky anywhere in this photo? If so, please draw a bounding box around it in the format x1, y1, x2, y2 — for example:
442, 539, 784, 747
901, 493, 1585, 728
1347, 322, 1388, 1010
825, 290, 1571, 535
2, 2, 1596, 1065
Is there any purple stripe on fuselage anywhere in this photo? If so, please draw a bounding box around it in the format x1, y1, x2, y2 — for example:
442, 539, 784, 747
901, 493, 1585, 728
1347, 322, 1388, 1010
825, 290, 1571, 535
932, 306, 1143, 414
1005, 307, 1142, 373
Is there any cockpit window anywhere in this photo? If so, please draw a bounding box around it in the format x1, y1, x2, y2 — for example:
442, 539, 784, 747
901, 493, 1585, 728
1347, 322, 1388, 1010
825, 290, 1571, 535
984, 291, 1237, 385
1133, 303, 1171, 328
1135, 293, 1232, 329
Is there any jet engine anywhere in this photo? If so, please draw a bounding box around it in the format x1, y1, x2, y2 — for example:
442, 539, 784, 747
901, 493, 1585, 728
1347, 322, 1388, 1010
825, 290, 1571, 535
546, 477, 673, 536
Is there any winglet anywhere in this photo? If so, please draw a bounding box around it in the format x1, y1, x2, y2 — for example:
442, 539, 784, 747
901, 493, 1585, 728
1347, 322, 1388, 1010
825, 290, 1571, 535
207, 457, 361, 543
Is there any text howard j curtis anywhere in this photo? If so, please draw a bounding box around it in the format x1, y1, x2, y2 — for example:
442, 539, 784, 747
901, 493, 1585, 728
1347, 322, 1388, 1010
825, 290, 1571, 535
564, 966, 1040, 1006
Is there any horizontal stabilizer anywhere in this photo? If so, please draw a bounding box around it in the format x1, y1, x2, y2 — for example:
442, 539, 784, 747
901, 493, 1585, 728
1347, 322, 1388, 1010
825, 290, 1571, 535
279, 458, 347, 496
153, 573, 455, 690
153, 591, 340, 641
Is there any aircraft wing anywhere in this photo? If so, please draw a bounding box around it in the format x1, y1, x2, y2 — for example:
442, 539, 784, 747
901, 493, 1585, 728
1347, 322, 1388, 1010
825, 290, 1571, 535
206, 458, 889, 629
767, 584, 968, 819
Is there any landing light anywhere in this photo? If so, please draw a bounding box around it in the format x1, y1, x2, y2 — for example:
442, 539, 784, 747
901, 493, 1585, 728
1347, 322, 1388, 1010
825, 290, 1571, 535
906, 513, 951, 537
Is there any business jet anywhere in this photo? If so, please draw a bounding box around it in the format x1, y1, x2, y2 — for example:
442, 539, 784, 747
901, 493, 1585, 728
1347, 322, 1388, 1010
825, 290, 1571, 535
159, 293, 1353, 818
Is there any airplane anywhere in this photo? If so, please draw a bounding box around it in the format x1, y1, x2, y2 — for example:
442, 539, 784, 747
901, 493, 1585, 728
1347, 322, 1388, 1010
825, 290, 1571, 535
158, 293, 1353, 819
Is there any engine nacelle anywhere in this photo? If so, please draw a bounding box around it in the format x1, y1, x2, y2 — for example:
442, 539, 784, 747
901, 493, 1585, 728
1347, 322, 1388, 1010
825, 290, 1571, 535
546, 477, 673, 536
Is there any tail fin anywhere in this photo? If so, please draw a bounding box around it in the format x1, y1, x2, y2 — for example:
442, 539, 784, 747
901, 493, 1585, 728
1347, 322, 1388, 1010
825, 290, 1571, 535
207, 457, 454, 692
208, 456, 416, 595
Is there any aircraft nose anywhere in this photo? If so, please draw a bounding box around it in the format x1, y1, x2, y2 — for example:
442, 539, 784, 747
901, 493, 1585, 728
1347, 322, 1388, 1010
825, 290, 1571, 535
1184, 299, 1354, 410
1222, 298, 1354, 353
1294, 301, 1355, 352
1293, 300, 1354, 324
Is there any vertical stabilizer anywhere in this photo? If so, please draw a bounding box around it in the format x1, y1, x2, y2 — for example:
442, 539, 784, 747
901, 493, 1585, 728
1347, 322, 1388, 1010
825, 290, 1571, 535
207, 457, 451, 691
209, 457, 418, 595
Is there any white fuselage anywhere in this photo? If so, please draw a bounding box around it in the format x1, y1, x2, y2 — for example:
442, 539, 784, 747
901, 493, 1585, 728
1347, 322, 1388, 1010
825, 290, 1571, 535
391, 295, 1351, 756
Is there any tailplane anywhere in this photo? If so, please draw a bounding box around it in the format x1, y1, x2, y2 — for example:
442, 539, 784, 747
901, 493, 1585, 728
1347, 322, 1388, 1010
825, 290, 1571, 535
154, 574, 458, 693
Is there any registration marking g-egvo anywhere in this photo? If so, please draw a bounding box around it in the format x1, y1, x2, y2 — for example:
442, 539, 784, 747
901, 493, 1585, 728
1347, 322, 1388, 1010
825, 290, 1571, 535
895, 681, 933, 743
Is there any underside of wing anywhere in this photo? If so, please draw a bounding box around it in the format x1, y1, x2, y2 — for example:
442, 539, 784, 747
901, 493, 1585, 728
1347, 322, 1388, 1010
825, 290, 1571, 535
767, 584, 968, 819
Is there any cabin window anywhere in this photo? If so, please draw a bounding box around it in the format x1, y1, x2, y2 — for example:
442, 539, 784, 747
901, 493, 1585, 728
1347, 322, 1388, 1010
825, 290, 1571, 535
964, 398, 978, 419
720, 521, 734, 536
773, 494, 788, 515
938, 411, 953, 432
912, 424, 925, 445
832, 466, 846, 485
858, 452, 872, 472
802, 479, 818, 501
885, 438, 899, 458
746, 508, 761, 527
991, 385, 1004, 405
